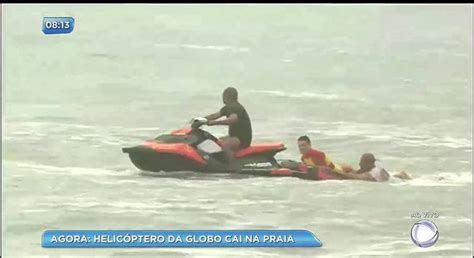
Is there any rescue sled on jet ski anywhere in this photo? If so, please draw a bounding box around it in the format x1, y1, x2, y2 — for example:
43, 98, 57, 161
122, 118, 338, 180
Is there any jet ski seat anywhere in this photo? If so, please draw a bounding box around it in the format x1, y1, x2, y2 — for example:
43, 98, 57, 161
234, 143, 286, 158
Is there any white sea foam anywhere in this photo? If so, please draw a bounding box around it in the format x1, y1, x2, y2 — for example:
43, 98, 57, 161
155, 43, 250, 53
398, 172, 472, 186
306, 121, 472, 150
13, 162, 126, 177
250, 90, 342, 100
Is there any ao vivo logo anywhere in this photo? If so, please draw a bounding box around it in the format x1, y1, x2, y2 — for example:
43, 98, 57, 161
410, 220, 439, 248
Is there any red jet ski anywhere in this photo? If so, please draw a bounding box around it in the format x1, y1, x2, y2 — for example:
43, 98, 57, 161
122, 118, 338, 180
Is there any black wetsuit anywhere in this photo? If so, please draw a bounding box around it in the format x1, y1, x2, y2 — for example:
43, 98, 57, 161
220, 102, 252, 148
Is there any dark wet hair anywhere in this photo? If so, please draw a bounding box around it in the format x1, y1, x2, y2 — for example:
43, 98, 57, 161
361, 153, 376, 162
223, 87, 238, 101
297, 135, 311, 144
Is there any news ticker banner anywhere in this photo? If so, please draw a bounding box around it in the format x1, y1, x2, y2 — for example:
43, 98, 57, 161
42, 230, 322, 248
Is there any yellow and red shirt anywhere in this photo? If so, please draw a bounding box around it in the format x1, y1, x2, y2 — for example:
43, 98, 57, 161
301, 149, 347, 175
301, 149, 336, 169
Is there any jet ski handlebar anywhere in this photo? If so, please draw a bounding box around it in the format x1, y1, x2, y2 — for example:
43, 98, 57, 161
190, 117, 208, 129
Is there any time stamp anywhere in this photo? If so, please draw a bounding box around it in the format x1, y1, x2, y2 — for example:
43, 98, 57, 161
42, 17, 75, 35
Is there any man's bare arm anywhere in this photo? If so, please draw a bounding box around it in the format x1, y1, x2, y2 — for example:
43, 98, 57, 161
205, 112, 223, 121
208, 113, 238, 126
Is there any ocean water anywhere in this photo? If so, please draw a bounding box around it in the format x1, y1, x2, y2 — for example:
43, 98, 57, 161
3, 4, 472, 258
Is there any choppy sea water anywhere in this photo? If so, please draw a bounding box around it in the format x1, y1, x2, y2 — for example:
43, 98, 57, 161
3, 5, 472, 258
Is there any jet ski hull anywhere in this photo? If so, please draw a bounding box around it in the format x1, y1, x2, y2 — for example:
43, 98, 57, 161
122, 144, 282, 174
123, 146, 340, 180
123, 146, 207, 172
122, 126, 341, 180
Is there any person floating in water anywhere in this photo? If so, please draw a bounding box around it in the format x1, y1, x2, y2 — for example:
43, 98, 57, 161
338, 153, 412, 182
281, 136, 411, 182
203, 87, 252, 161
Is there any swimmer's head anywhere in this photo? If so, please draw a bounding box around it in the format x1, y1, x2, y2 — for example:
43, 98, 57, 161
297, 135, 312, 155
359, 153, 376, 171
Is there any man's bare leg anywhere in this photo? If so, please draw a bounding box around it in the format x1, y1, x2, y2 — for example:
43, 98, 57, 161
219, 136, 241, 172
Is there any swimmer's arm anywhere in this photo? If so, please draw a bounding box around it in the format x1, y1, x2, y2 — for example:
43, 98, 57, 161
339, 171, 376, 181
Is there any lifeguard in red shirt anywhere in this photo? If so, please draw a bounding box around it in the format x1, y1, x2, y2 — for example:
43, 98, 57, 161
297, 135, 348, 173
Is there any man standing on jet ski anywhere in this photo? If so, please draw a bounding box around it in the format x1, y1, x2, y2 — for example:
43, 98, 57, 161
204, 87, 253, 160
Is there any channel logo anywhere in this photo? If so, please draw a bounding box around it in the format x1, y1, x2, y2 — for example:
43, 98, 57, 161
410, 220, 439, 248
